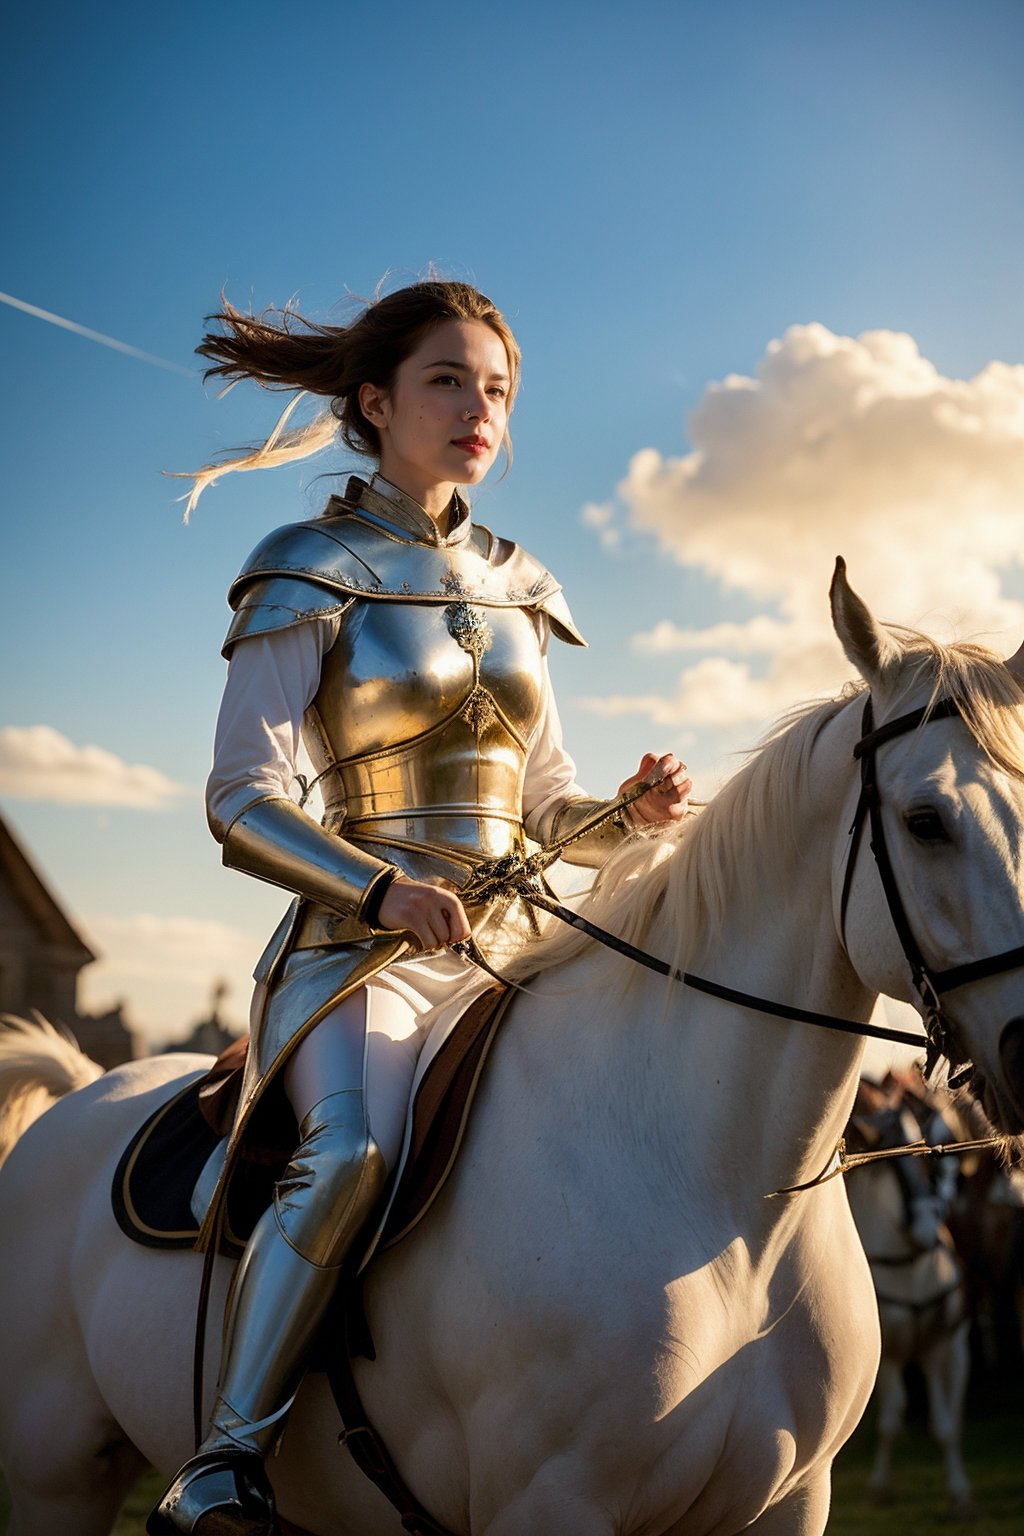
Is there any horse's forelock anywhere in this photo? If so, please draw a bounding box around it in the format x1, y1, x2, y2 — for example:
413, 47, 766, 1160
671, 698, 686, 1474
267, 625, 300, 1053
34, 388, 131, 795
894, 630, 1024, 781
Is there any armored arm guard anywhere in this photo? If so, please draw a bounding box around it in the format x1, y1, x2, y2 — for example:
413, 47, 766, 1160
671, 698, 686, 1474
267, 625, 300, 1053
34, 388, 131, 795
530, 796, 631, 867
220, 796, 399, 922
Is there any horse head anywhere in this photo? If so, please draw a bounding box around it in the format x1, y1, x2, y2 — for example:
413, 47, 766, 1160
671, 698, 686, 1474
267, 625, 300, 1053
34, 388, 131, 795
831, 559, 1024, 1141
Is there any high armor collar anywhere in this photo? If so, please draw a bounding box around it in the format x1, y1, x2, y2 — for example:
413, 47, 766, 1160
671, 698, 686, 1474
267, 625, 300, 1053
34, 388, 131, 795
330, 474, 472, 549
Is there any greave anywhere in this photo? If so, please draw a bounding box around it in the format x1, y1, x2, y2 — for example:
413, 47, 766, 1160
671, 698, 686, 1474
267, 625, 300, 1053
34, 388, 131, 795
207, 1088, 386, 1456
149, 1089, 385, 1534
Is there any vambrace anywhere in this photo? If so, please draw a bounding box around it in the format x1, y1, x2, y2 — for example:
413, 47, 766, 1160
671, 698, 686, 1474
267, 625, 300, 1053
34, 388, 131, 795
219, 795, 399, 921
531, 796, 631, 868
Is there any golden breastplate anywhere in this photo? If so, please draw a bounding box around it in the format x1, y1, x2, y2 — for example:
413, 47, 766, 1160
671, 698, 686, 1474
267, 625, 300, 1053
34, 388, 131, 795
306, 596, 544, 869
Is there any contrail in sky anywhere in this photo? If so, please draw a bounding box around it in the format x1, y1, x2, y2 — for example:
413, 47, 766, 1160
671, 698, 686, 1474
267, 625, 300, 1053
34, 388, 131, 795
0, 290, 195, 377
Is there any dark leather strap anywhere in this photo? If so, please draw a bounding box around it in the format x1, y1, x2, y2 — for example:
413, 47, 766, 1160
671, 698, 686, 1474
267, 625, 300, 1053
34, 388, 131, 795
852, 696, 963, 758
840, 693, 1024, 1045
931, 944, 1024, 994
522, 888, 927, 1048
326, 1312, 455, 1536
858, 697, 939, 1004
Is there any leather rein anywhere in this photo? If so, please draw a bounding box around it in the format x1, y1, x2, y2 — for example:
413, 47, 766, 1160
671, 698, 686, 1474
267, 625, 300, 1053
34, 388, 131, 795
459, 687, 1024, 1117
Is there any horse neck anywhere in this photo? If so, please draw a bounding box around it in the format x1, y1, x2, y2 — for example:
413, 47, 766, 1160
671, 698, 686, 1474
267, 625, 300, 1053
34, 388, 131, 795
551, 698, 875, 1201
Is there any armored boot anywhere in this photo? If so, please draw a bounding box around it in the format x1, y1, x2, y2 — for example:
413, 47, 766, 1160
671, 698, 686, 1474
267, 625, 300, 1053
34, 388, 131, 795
148, 1088, 386, 1536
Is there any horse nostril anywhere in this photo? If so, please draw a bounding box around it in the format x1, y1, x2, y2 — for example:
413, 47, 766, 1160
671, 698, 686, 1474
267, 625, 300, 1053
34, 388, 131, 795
997, 1017, 1024, 1130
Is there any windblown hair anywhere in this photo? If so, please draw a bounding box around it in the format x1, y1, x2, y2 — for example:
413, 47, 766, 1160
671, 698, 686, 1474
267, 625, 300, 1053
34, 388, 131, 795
175, 280, 521, 517
508, 628, 1024, 990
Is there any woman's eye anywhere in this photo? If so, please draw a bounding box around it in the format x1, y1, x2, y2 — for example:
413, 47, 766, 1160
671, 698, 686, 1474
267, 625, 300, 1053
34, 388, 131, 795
487, 385, 507, 399
432, 374, 460, 387
905, 808, 948, 843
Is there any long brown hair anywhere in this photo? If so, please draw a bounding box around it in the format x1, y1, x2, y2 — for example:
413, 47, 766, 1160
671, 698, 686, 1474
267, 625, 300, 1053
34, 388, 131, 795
176, 281, 521, 516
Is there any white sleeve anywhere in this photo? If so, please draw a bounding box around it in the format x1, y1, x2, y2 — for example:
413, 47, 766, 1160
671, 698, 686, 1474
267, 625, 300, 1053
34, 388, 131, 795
205, 617, 341, 840
522, 641, 590, 842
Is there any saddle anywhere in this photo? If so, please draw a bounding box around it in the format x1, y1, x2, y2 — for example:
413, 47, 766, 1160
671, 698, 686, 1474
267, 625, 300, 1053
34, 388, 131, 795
113, 980, 514, 1259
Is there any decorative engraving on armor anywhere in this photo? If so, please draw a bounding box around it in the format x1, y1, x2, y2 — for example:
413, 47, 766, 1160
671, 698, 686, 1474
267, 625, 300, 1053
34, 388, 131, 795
462, 686, 498, 734
442, 572, 474, 598
445, 601, 494, 662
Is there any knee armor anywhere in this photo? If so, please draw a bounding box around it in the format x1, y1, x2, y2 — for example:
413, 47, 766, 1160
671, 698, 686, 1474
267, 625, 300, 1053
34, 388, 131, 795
273, 1088, 387, 1268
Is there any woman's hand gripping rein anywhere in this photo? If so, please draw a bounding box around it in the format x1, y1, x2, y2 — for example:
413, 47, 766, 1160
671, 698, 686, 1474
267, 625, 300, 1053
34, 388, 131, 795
377, 875, 473, 953
619, 753, 692, 827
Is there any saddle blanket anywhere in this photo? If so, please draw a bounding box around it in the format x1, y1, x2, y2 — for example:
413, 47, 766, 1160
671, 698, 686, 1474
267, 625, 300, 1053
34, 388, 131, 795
112, 981, 514, 1259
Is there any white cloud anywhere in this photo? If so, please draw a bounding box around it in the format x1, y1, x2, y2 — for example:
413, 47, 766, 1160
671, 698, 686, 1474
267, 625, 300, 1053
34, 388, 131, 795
584, 324, 1024, 730
84, 912, 259, 983
0, 725, 190, 809
580, 500, 620, 548
582, 646, 842, 729
631, 615, 792, 655
579, 692, 693, 728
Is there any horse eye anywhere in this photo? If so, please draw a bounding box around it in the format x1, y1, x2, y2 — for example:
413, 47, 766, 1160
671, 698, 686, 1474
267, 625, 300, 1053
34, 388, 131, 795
905, 807, 947, 842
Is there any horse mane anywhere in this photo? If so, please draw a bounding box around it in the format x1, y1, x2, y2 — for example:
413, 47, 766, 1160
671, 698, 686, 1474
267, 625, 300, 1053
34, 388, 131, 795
508, 628, 1024, 989
507, 689, 849, 989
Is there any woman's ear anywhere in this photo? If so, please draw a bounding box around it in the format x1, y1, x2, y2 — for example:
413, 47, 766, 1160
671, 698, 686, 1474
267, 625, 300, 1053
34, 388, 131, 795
358, 381, 390, 430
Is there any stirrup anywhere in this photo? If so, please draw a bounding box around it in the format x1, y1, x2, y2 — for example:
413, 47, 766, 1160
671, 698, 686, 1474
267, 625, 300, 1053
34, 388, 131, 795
146, 1447, 278, 1536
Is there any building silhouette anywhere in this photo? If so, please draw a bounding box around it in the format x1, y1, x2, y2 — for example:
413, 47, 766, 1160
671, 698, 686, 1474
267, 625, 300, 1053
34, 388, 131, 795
0, 811, 141, 1068
165, 978, 241, 1059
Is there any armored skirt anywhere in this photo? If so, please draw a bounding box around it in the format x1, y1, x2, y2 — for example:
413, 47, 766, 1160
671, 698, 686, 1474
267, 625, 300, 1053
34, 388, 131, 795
199, 474, 624, 1233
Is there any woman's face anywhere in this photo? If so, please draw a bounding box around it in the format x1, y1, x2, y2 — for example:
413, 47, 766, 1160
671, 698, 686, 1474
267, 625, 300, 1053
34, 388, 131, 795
360, 319, 512, 511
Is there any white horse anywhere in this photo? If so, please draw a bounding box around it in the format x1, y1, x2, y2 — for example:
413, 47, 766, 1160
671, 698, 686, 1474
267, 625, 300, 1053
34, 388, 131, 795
845, 1093, 973, 1516
3, 565, 1024, 1536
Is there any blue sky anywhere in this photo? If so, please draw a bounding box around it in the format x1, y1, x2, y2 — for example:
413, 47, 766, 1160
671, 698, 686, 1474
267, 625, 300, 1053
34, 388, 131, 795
3, 0, 1024, 1049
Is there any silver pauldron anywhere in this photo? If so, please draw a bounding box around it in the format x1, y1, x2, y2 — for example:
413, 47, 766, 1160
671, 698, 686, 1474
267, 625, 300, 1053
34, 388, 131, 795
221, 475, 588, 658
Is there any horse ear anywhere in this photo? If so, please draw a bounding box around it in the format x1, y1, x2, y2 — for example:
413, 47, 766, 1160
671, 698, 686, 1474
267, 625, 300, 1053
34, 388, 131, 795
830, 557, 901, 688
1005, 640, 1024, 683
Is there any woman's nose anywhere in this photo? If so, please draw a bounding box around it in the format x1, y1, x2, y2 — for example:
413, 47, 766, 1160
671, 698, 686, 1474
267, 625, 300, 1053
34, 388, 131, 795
464, 385, 490, 421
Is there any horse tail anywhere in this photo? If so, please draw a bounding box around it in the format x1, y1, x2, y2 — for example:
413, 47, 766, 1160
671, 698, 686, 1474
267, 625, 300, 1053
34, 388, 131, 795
0, 1013, 104, 1169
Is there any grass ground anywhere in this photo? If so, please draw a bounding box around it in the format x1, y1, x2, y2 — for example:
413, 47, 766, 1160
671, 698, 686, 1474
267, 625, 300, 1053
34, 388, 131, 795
2, 1388, 1022, 1534
827, 1387, 1023, 1535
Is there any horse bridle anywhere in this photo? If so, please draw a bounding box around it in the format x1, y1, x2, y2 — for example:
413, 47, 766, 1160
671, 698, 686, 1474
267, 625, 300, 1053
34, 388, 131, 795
839, 693, 1024, 1087
458, 688, 1024, 1084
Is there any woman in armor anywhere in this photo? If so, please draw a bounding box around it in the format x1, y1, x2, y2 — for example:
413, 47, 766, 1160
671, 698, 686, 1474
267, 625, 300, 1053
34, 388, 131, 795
150, 280, 691, 1536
